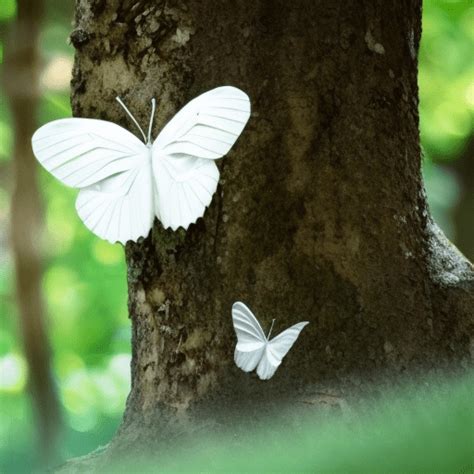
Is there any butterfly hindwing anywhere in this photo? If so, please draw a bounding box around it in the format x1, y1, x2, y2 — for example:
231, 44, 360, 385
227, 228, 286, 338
267, 322, 310, 361
153, 155, 220, 232
255, 347, 281, 380
75, 159, 154, 244
234, 346, 265, 373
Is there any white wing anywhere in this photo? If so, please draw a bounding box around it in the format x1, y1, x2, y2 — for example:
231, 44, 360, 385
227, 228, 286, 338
32, 118, 154, 244
232, 302, 266, 373
256, 322, 309, 380
152, 86, 250, 230
75, 159, 154, 244
152, 156, 220, 232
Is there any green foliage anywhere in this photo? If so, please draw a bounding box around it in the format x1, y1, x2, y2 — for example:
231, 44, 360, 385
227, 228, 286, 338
110, 375, 474, 473
419, 1, 474, 239
0, 0, 16, 22
0, 90, 12, 161
419, 1, 473, 161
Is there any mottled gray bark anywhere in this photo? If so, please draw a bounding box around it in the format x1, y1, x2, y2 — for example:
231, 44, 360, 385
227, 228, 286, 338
67, 0, 473, 464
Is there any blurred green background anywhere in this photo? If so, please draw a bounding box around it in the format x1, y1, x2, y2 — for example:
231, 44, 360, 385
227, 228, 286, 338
0, 0, 473, 472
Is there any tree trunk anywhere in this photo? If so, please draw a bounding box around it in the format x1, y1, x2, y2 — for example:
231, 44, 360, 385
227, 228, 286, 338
69, 0, 473, 455
4, 0, 62, 465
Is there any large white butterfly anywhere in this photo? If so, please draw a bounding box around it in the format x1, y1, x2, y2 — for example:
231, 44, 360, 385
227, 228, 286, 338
232, 301, 309, 380
32, 86, 251, 244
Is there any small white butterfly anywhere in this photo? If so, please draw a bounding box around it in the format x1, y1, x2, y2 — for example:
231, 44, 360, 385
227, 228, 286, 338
232, 301, 309, 380
32, 86, 251, 244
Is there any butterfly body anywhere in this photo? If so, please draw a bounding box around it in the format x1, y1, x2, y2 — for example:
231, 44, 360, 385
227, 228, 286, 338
232, 302, 309, 380
32, 86, 250, 244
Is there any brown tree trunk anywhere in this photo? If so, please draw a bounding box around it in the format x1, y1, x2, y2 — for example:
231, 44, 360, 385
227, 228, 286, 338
68, 0, 473, 459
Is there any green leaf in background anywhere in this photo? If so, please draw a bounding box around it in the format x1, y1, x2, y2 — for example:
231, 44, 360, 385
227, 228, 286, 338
40, 22, 74, 59
40, 92, 72, 122
0, 90, 13, 161
419, 1, 474, 242
419, 1, 474, 161
0, 119, 12, 161
0, 0, 16, 22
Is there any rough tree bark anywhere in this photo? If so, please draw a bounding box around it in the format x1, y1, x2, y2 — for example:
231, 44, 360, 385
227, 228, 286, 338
67, 0, 473, 462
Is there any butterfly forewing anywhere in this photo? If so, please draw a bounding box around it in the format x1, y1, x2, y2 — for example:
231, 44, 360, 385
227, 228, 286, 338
32, 118, 154, 244
232, 302, 267, 372
267, 322, 309, 362
32, 118, 145, 188
153, 86, 250, 157
232, 302, 267, 345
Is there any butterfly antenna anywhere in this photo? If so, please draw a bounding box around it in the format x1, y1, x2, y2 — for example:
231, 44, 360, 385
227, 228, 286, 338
267, 319, 276, 340
147, 98, 156, 145
115, 96, 147, 143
